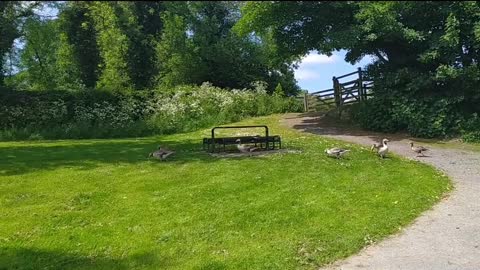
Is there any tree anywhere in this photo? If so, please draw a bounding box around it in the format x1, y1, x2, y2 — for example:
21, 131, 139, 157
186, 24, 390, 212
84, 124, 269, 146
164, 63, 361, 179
274, 83, 284, 96
19, 17, 59, 90
236, 1, 480, 137
236, 1, 480, 83
157, 1, 300, 94
56, 1, 100, 89
57, 1, 166, 90
0, 1, 40, 87
4, 1, 300, 96
125, 1, 165, 89
88, 2, 131, 90
155, 11, 198, 87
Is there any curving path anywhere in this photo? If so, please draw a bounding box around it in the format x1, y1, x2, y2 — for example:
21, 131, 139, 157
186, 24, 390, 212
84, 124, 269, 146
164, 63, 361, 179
281, 113, 480, 270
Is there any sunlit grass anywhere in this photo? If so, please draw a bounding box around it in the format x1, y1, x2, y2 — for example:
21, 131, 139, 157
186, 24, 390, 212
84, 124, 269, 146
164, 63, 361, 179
0, 115, 450, 269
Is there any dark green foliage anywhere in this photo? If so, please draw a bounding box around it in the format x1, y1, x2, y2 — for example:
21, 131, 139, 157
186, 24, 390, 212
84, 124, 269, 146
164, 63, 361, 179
157, 1, 300, 95
0, 1, 39, 86
56, 2, 100, 88
459, 113, 480, 142
126, 2, 165, 89
237, 1, 480, 140
350, 99, 402, 134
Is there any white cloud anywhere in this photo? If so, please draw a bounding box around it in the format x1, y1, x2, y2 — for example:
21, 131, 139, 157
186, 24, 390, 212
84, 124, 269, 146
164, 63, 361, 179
301, 52, 337, 64
294, 51, 337, 82
294, 68, 320, 80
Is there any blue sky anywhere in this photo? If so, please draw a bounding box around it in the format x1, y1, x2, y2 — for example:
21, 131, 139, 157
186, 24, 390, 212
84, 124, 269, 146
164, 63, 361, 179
294, 50, 375, 92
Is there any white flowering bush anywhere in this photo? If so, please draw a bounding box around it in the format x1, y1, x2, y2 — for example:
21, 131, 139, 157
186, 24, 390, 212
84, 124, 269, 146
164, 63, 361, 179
0, 85, 302, 140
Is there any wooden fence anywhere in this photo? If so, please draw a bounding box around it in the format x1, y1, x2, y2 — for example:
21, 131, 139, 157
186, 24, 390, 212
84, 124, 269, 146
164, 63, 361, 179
300, 68, 373, 113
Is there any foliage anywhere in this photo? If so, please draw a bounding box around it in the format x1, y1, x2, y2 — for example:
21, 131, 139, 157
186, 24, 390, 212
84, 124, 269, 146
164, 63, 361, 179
350, 99, 401, 134
55, 31, 84, 90
2, 1, 300, 95
460, 113, 480, 142
0, 84, 302, 141
125, 2, 165, 89
0, 1, 40, 86
19, 17, 59, 90
155, 12, 197, 88
236, 1, 480, 140
155, 1, 300, 95
88, 2, 132, 90
0, 115, 450, 269
274, 83, 284, 97
56, 1, 100, 89
351, 96, 463, 138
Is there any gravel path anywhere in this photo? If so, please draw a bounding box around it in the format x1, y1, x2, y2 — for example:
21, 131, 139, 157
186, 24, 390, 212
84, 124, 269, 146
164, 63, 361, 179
281, 113, 480, 270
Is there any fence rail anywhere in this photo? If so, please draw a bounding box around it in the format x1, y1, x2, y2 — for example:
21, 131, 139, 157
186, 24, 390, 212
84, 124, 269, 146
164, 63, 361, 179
300, 67, 373, 115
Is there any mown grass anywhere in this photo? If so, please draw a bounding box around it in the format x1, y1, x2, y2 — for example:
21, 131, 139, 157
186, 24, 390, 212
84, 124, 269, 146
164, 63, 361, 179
0, 115, 450, 269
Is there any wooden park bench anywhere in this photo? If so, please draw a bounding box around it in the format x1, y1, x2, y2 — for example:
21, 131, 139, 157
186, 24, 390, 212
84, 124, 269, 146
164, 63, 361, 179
202, 125, 281, 153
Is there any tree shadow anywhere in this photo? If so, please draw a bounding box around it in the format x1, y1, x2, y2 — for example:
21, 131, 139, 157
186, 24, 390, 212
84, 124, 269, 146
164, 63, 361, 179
0, 137, 244, 176
286, 112, 448, 145
0, 247, 169, 270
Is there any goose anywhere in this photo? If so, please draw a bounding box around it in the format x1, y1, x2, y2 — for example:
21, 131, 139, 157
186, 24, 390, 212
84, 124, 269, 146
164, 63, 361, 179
370, 143, 381, 152
325, 148, 350, 159
148, 146, 175, 161
236, 139, 259, 153
377, 138, 389, 159
410, 142, 428, 157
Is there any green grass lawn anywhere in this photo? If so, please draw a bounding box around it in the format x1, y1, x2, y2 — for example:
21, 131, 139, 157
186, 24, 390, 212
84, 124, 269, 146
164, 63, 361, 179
0, 115, 450, 270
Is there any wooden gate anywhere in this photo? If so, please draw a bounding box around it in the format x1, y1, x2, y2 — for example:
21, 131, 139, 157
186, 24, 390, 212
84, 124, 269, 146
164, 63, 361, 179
301, 68, 373, 113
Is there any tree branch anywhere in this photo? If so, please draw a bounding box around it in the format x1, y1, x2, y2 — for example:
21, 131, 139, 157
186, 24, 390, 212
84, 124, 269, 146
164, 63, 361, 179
374, 50, 388, 64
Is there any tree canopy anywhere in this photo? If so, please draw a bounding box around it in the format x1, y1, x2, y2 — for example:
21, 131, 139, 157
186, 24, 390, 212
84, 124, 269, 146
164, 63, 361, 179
236, 1, 480, 138
1, 1, 299, 95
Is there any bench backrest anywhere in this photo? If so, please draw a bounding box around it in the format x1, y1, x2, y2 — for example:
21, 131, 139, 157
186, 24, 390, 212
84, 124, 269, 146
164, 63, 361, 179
211, 125, 269, 141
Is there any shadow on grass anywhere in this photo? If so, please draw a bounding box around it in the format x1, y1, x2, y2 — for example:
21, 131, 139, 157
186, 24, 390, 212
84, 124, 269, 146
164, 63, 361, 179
0, 133, 288, 176
286, 112, 448, 145
0, 138, 238, 176
0, 247, 168, 270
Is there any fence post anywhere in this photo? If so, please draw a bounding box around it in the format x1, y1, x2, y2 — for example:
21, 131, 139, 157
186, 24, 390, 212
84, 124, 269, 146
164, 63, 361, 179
333, 76, 343, 118
303, 91, 308, 112
333, 76, 340, 107
357, 67, 364, 101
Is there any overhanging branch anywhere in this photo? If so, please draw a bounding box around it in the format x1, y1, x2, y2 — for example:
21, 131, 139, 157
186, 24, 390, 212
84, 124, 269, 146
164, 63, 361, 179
374, 50, 389, 64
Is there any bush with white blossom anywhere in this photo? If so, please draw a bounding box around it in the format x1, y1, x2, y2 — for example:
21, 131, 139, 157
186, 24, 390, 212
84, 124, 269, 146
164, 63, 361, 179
0, 83, 302, 140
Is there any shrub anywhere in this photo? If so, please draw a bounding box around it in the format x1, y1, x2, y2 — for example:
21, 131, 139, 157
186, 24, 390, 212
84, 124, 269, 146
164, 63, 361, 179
350, 98, 403, 133
0, 84, 302, 141
460, 113, 480, 143
351, 96, 464, 138
351, 66, 478, 140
